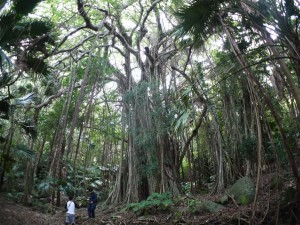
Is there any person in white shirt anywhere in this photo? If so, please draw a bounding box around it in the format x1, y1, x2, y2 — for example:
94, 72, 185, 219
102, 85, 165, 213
65, 196, 75, 225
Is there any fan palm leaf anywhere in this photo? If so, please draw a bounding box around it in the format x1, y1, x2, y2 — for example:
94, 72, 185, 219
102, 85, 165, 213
13, 0, 43, 17
12, 144, 35, 161
175, 0, 228, 44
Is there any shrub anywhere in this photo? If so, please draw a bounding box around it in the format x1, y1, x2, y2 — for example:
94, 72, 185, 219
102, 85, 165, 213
126, 192, 173, 215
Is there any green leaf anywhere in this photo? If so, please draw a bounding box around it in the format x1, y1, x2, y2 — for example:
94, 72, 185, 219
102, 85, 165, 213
175, 110, 190, 131
12, 144, 35, 160
0, 48, 11, 63
175, 0, 225, 45
22, 56, 49, 75
16, 21, 52, 38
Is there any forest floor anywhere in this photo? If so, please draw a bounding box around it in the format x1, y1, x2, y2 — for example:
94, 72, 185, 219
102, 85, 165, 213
0, 172, 299, 225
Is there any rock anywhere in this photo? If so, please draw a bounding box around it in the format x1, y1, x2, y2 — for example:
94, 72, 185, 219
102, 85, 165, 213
200, 200, 224, 212
280, 187, 296, 206
219, 195, 229, 204
189, 200, 224, 213
227, 176, 255, 205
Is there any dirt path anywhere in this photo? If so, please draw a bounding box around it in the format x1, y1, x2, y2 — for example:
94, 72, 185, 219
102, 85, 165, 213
0, 195, 105, 225
0, 194, 150, 225
0, 196, 52, 225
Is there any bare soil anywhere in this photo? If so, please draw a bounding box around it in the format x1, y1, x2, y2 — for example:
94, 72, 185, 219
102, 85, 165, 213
0, 196, 50, 225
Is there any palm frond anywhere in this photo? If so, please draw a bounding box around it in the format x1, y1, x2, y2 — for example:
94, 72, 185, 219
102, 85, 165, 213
23, 56, 49, 75
12, 144, 35, 160
19, 120, 37, 140
175, 0, 225, 43
0, 12, 16, 30
37, 178, 52, 194
14, 92, 35, 105
13, 0, 43, 17
174, 110, 191, 131
16, 20, 52, 38
0, 48, 13, 74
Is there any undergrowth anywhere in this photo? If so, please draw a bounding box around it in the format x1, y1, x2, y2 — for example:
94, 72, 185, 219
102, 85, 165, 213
125, 192, 173, 215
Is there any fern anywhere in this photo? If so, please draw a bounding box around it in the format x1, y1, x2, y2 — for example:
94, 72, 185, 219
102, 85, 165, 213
125, 192, 173, 215
12, 144, 35, 160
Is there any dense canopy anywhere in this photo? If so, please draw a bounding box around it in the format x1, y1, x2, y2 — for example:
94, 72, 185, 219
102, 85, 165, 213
0, 0, 300, 224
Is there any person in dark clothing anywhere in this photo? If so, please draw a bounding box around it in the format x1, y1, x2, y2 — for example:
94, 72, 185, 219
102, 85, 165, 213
87, 189, 97, 218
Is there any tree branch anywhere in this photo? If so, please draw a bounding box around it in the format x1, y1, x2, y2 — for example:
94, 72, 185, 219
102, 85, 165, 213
51, 26, 86, 55
53, 34, 96, 55
77, 0, 138, 55
77, 0, 99, 31
171, 66, 207, 104
34, 90, 65, 109
171, 66, 208, 164
33, 84, 81, 109
140, 0, 163, 31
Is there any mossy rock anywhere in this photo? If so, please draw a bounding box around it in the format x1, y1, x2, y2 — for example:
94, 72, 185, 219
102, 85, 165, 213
202, 200, 224, 212
219, 195, 229, 204
280, 187, 296, 206
189, 200, 224, 213
227, 176, 255, 205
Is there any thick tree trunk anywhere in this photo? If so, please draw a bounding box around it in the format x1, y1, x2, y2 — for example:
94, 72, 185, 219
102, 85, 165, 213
33, 138, 46, 183
159, 135, 181, 195
106, 108, 127, 204
23, 161, 33, 206
100, 0, 181, 204
212, 119, 225, 194
124, 139, 139, 203
107, 81, 182, 204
